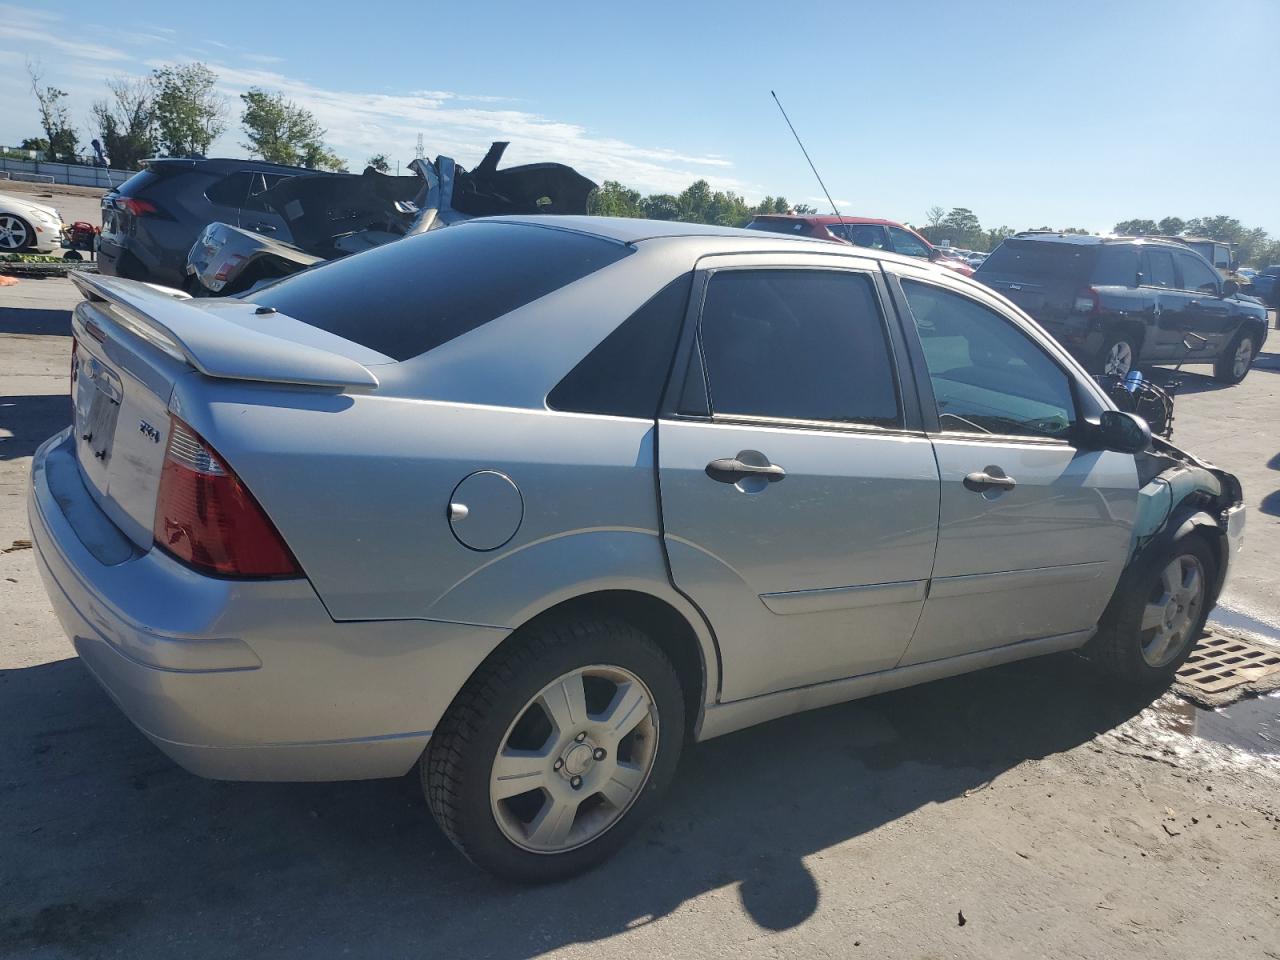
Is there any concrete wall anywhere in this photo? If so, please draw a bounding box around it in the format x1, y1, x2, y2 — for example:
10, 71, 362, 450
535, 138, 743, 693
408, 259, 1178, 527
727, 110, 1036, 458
0, 157, 136, 190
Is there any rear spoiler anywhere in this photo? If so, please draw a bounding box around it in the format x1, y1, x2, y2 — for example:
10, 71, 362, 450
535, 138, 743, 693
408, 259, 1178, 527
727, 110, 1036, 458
71, 273, 379, 390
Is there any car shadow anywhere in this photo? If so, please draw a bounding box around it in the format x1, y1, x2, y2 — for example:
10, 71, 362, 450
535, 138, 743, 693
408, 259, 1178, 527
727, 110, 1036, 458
1144, 348, 1280, 396
0, 308, 72, 337
1259, 490, 1280, 518
0, 652, 1158, 957
0, 395, 70, 461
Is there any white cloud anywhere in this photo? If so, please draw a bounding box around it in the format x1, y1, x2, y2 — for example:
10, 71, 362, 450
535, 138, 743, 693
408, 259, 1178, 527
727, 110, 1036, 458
0, 6, 752, 197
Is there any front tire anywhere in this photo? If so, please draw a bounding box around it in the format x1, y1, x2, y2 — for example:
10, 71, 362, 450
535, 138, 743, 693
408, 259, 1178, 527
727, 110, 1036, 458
1213, 329, 1259, 384
423, 617, 685, 882
0, 214, 33, 252
1087, 535, 1215, 686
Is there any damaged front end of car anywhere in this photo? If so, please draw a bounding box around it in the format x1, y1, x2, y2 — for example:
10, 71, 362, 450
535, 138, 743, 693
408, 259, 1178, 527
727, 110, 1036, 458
185, 142, 597, 297
1128, 436, 1246, 601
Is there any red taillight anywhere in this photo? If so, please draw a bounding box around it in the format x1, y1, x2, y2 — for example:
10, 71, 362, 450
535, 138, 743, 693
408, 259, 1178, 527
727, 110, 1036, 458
1074, 286, 1102, 316
117, 197, 159, 217
153, 417, 300, 578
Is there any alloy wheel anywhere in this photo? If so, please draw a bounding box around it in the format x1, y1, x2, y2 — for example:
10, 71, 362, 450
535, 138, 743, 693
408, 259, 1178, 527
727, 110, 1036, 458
0, 215, 29, 250
1232, 337, 1254, 379
1140, 554, 1205, 667
1104, 340, 1133, 376
489, 664, 659, 854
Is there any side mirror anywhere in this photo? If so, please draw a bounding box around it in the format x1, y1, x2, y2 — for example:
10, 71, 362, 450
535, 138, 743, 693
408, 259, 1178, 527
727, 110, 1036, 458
1095, 410, 1151, 454
1220, 279, 1239, 298
927, 248, 939, 261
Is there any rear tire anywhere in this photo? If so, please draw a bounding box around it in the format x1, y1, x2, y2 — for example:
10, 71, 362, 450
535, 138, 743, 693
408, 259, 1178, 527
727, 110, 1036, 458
1213, 328, 1258, 384
423, 617, 685, 883
1086, 534, 1215, 687
1096, 331, 1139, 377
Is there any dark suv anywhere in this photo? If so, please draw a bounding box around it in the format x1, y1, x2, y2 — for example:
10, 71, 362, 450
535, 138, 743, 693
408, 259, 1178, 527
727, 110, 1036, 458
98, 158, 327, 287
975, 234, 1269, 384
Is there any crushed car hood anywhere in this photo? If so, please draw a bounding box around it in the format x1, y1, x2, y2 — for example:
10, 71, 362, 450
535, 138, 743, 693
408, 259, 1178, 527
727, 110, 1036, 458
262, 142, 597, 257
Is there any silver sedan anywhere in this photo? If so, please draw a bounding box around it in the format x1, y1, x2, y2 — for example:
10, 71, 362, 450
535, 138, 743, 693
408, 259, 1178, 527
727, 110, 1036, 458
29, 216, 1244, 881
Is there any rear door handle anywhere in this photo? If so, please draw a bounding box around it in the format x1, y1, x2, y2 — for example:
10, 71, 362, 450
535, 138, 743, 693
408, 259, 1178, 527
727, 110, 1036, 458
706, 452, 787, 484
963, 468, 1016, 492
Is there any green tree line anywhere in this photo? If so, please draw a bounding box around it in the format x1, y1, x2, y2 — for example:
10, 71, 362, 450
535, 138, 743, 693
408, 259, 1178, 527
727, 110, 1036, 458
587, 179, 815, 224
1114, 215, 1280, 268
21, 59, 344, 172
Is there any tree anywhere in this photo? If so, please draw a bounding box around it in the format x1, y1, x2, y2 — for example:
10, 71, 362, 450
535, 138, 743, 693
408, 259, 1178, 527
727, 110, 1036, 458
19, 137, 49, 153
792, 203, 817, 215
1157, 216, 1185, 236
641, 193, 681, 220
365, 153, 391, 173
925, 205, 946, 230
91, 76, 157, 170
240, 88, 340, 169
983, 225, 1016, 250
153, 63, 226, 157
1113, 219, 1158, 236
26, 60, 78, 162
939, 207, 983, 248
588, 181, 643, 218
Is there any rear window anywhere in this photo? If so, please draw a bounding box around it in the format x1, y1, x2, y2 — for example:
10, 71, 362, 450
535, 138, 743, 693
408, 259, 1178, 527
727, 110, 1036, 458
745, 218, 807, 235
976, 240, 1093, 283
250, 224, 632, 361
112, 169, 164, 197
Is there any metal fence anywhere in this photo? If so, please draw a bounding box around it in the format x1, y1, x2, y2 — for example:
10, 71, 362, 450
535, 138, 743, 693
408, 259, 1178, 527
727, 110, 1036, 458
0, 155, 136, 189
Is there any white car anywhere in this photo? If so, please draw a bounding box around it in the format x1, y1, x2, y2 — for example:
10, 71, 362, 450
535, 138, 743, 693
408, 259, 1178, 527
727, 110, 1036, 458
0, 191, 64, 252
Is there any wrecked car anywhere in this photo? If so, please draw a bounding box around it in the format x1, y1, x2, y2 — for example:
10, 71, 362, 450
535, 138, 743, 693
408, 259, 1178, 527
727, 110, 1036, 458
185, 142, 596, 295
32, 221, 1243, 882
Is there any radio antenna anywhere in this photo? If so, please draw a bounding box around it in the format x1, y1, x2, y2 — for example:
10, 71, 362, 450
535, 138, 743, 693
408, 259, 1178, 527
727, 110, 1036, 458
771, 90, 841, 218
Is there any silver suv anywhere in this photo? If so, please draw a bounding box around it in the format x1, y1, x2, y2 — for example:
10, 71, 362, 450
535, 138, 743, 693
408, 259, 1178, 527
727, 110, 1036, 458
29, 217, 1245, 881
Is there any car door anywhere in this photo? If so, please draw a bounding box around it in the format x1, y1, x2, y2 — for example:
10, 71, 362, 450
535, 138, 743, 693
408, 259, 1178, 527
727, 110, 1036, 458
657, 255, 941, 701
1139, 246, 1184, 360
1172, 249, 1234, 356
240, 172, 294, 241
886, 265, 1139, 665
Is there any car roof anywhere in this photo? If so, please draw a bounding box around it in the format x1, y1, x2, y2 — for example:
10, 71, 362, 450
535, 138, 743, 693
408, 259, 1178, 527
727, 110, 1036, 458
143, 157, 326, 175
748, 213, 905, 227
1011, 232, 1190, 251
472, 215, 960, 272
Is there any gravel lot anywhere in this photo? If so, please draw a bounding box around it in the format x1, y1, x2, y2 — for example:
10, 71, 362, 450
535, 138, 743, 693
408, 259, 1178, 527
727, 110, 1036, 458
1, 279, 1278, 959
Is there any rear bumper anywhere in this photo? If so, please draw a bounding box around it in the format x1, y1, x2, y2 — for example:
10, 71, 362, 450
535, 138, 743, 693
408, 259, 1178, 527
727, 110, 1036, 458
28, 429, 509, 781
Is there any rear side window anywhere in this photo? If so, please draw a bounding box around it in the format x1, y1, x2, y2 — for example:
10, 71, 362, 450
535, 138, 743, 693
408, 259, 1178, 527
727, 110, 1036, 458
1091, 246, 1139, 286
977, 240, 1093, 283
548, 273, 692, 418
206, 172, 252, 208
113, 169, 163, 197
1143, 248, 1177, 287
251, 224, 632, 361
697, 269, 899, 427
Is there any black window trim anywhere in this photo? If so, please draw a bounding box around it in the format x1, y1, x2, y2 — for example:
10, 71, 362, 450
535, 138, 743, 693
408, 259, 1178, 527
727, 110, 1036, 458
884, 269, 1090, 447
1171, 248, 1221, 295
659, 254, 926, 437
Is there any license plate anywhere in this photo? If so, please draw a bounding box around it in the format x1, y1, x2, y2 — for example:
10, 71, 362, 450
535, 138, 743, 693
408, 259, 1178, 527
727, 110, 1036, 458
79, 362, 122, 465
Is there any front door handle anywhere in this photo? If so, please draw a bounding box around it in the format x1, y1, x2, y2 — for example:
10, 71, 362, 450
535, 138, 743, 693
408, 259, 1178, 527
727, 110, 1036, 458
705, 451, 787, 484
963, 468, 1016, 492
248, 222, 277, 233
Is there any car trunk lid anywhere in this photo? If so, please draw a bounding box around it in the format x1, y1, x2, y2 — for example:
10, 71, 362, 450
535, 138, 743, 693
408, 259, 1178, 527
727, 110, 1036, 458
68, 273, 387, 550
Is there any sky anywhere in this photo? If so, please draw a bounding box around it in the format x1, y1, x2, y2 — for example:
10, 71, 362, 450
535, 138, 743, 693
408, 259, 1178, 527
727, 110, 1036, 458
2, 0, 1277, 235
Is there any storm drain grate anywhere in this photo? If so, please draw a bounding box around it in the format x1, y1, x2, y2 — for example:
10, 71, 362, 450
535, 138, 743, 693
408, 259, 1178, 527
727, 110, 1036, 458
1177, 634, 1280, 695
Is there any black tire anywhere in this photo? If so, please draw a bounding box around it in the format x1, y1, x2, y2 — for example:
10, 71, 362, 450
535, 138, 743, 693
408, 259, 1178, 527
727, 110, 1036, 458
1086, 534, 1216, 686
1213, 328, 1259, 384
1094, 330, 1139, 377
423, 617, 686, 883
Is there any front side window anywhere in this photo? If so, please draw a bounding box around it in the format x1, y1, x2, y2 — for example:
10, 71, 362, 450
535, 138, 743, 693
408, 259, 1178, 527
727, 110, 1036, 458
698, 269, 900, 427
888, 226, 931, 259
1142, 248, 1177, 288
902, 280, 1076, 440
1175, 252, 1220, 294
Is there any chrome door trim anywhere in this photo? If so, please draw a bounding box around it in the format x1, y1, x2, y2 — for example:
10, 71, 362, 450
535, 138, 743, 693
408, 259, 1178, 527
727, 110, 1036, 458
928, 561, 1108, 600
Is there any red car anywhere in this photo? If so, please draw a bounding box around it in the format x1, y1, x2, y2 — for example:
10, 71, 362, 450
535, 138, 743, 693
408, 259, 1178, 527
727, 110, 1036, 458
745, 214, 975, 277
